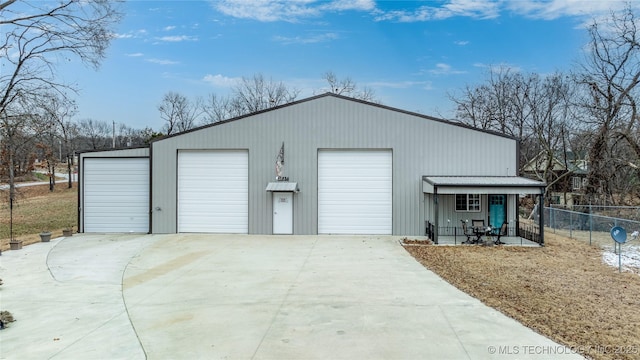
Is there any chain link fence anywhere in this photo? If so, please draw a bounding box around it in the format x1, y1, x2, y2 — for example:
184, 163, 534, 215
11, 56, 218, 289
544, 206, 640, 272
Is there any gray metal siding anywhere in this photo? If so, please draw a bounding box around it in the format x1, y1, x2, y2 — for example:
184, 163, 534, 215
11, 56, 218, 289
151, 95, 517, 235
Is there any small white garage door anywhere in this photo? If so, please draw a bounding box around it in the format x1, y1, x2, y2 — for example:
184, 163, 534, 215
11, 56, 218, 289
318, 150, 392, 234
178, 150, 248, 233
83, 158, 149, 233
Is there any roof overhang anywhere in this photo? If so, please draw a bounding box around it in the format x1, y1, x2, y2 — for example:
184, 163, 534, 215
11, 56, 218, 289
422, 176, 546, 195
266, 181, 299, 192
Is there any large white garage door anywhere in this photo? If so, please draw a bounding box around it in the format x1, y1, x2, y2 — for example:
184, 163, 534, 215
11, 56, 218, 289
178, 150, 248, 233
318, 150, 392, 234
83, 158, 149, 233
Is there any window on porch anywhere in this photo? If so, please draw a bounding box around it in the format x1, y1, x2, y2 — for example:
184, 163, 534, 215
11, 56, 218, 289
455, 194, 480, 212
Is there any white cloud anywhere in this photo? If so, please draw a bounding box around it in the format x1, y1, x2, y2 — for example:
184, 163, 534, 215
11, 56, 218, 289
164, 25, 176, 31
428, 63, 466, 75
454, 40, 469, 46
368, 80, 434, 91
273, 32, 339, 44
213, 0, 375, 22
113, 29, 148, 39
376, 0, 500, 22
202, 74, 241, 87
146, 58, 179, 65
322, 0, 376, 12
126, 53, 144, 57
374, 0, 640, 23
156, 35, 198, 42
506, 0, 635, 20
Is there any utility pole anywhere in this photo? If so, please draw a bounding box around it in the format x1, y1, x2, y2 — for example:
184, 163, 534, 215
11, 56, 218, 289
112, 120, 115, 148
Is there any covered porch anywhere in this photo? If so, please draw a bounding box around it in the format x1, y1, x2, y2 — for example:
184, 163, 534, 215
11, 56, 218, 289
423, 176, 546, 246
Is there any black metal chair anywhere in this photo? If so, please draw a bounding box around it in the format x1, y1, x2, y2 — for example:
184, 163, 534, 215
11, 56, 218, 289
493, 222, 508, 245
471, 219, 485, 229
460, 220, 474, 243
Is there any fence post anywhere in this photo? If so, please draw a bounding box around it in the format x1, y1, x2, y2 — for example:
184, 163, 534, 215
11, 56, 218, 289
569, 210, 573, 238
589, 205, 593, 245
454, 226, 457, 245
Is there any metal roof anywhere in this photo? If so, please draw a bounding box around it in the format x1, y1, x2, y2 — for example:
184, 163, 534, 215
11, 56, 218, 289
265, 182, 299, 192
422, 176, 546, 195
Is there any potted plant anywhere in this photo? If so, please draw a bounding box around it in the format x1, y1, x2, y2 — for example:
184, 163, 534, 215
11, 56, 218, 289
62, 227, 73, 237
40, 231, 52, 242
9, 239, 22, 250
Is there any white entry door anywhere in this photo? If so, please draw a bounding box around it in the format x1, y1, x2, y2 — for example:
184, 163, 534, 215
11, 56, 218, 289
272, 192, 293, 234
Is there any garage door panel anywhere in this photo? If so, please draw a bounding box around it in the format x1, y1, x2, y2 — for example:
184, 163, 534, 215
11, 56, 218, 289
83, 158, 149, 233
178, 150, 248, 233
318, 150, 392, 235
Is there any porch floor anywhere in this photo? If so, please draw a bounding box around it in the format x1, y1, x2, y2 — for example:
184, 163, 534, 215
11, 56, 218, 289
435, 235, 541, 247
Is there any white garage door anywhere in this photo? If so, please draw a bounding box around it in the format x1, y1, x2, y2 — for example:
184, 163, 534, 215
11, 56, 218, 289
318, 150, 392, 234
83, 158, 149, 233
178, 150, 248, 233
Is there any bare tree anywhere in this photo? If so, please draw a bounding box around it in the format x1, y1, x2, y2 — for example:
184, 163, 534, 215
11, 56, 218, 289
158, 92, 202, 135
201, 93, 243, 124
77, 118, 110, 150
200, 74, 300, 125
39, 93, 78, 188
0, 0, 122, 116
322, 71, 377, 102
232, 74, 300, 114
576, 5, 640, 204
450, 68, 577, 198
0, 0, 122, 240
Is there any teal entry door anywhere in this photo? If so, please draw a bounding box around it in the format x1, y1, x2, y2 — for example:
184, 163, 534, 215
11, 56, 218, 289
489, 195, 506, 230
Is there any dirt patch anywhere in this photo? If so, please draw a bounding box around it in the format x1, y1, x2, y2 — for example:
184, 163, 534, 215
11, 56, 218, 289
404, 234, 640, 360
401, 238, 433, 245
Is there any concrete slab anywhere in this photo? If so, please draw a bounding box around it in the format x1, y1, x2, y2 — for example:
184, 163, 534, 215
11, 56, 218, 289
0, 234, 585, 359
0, 234, 156, 360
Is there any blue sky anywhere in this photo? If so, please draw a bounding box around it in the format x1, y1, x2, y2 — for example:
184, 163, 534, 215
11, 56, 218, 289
59, 0, 639, 130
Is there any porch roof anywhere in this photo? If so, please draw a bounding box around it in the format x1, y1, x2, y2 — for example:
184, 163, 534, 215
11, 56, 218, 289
422, 176, 545, 195
265, 181, 299, 192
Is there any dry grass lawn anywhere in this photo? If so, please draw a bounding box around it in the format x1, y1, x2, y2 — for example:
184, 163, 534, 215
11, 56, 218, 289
1, 183, 77, 251
404, 235, 640, 360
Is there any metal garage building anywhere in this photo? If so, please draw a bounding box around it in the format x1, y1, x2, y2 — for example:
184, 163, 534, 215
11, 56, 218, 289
78, 93, 545, 237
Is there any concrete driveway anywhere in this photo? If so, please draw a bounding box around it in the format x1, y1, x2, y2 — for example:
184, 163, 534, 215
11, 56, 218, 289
0, 234, 583, 359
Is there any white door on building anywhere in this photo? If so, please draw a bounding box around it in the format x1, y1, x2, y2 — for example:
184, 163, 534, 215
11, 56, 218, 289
177, 150, 248, 233
272, 192, 293, 234
83, 157, 149, 233
318, 150, 392, 234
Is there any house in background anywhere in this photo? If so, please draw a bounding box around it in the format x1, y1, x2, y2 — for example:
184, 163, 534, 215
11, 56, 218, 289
77, 93, 546, 243
522, 151, 587, 206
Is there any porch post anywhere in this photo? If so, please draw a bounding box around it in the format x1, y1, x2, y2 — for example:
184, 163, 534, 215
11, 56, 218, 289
434, 188, 439, 244
539, 188, 545, 246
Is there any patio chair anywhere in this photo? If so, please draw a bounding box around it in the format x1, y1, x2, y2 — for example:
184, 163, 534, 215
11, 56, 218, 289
493, 222, 508, 245
471, 219, 485, 229
470, 219, 487, 244
460, 220, 474, 243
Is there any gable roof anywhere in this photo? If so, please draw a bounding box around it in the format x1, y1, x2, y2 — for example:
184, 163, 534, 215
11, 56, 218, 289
523, 151, 588, 174
151, 92, 517, 143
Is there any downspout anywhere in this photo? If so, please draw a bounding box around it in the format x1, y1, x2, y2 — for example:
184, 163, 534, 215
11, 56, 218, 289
148, 144, 153, 234
77, 154, 82, 232
434, 187, 439, 244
